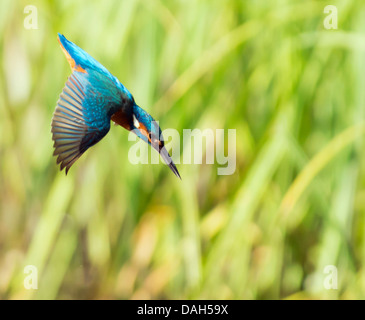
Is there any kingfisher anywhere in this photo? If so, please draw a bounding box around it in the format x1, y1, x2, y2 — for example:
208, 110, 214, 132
51, 34, 180, 179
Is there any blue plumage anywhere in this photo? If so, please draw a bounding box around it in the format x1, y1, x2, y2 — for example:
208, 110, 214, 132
51, 34, 181, 178
58, 33, 132, 99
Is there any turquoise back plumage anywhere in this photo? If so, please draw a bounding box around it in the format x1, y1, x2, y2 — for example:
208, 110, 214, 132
57, 33, 133, 101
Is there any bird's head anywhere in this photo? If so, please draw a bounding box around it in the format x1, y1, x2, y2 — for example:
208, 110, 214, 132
130, 104, 181, 179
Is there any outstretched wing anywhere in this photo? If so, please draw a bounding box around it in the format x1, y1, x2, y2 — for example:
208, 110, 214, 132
51, 70, 121, 174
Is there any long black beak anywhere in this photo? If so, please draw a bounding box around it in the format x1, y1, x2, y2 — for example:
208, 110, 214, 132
159, 146, 181, 179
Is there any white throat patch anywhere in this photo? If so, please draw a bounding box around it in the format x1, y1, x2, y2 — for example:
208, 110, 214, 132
133, 115, 140, 128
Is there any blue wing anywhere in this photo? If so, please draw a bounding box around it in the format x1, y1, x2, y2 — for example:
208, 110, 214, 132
51, 70, 123, 174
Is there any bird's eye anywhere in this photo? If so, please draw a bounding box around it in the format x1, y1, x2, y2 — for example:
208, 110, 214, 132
148, 132, 152, 141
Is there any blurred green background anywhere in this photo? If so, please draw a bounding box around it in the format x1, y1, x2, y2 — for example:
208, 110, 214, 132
1, 0, 365, 299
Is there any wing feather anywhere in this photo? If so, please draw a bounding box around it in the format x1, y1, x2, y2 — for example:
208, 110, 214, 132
51, 71, 111, 174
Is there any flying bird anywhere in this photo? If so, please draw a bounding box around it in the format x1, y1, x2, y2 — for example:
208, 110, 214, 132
51, 34, 180, 179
